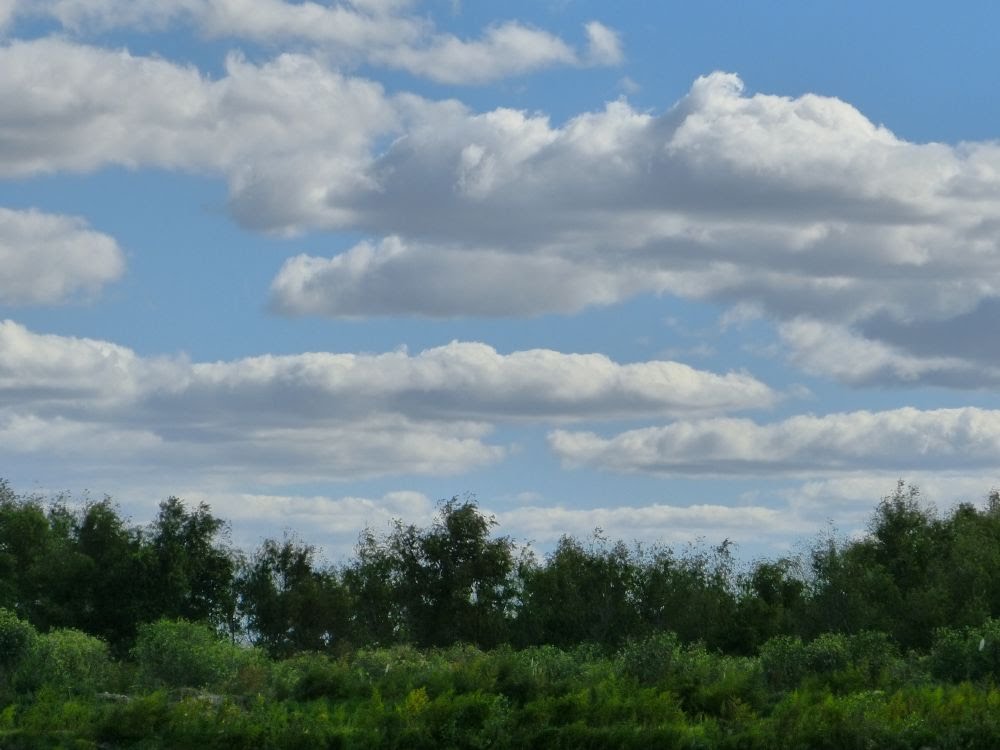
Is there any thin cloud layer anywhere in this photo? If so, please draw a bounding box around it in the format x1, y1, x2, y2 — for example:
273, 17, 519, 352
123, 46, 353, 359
497, 502, 813, 548
0, 207, 124, 304
550, 407, 1000, 477
6, 0, 617, 84
0, 320, 774, 482
165, 487, 813, 558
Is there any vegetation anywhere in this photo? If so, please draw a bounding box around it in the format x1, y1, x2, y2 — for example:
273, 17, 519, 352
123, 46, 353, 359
3, 478, 1000, 746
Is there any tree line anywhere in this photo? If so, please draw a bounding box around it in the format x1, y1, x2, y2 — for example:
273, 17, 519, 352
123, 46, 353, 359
3, 478, 1000, 659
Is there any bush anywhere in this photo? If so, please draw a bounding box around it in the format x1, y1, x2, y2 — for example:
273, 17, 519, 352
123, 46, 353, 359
929, 617, 1000, 683
619, 631, 683, 687
132, 618, 260, 690
17, 628, 113, 695
0, 609, 36, 692
292, 654, 367, 702
0, 609, 36, 667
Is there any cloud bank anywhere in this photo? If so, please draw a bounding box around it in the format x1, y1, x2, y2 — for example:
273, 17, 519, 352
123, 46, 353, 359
550, 407, 1000, 477
0, 320, 773, 482
3, 38, 999, 388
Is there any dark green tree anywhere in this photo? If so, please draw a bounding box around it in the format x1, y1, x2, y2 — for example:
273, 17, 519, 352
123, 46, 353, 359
73, 498, 146, 648
141, 497, 237, 631
345, 497, 518, 648
734, 558, 807, 652
636, 540, 741, 651
518, 533, 644, 649
237, 536, 350, 657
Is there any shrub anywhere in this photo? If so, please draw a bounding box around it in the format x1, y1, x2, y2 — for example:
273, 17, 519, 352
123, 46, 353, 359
929, 618, 1000, 683
17, 628, 113, 695
619, 631, 683, 687
132, 618, 259, 690
759, 635, 809, 691
0, 609, 36, 693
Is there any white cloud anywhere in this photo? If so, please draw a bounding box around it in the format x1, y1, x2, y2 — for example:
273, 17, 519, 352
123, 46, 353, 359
265, 72, 1000, 387
268, 236, 670, 317
373, 21, 578, 84
180, 489, 436, 556
0, 0, 15, 31
7, 1, 618, 84
584, 21, 623, 66
778, 318, 999, 387
0, 40, 396, 205
550, 407, 1000, 477
147, 488, 813, 559
0, 207, 124, 304
4, 39, 1000, 384
779, 474, 1000, 516
498, 501, 812, 548
0, 320, 773, 482
0, 320, 774, 420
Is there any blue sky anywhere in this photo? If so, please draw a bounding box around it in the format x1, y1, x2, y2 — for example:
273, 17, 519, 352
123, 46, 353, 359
3, 1, 1000, 562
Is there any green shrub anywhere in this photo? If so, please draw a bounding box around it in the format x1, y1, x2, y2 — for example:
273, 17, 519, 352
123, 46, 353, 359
619, 631, 683, 687
0, 609, 37, 680
292, 655, 367, 701
17, 628, 113, 695
929, 617, 1000, 683
132, 618, 260, 690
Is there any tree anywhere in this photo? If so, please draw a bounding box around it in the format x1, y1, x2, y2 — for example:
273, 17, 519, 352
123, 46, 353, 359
141, 497, 237, 631
345, 497, 519, 648
237, 535, 350, 657
734, 558, 806, 652
636, 540, 741, 651
73, 498, 146, 648
518, 533, 644, 649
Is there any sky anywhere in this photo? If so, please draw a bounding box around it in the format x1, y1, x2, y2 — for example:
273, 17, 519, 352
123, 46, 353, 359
3, 0, 1000, 563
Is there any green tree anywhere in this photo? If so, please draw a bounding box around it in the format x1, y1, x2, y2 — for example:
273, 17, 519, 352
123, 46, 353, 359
734, 558, 807, 652
237, 535, 350, 657
132, 618, 256, 690
346, 497, 519, 648
73, 498, 146, 649
636, 541, 741, 651
518, 533, 643, 649
141, 497, 237, 632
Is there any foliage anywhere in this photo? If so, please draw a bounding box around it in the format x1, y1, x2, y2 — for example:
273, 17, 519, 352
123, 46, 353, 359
518, 533, 645, 649
16, 628, 114, 695
345, 496, 519, 648
238, 534, 351, 657
0, 608, 36, 683
132, 618, 262, 691
9, 477, 1000, 746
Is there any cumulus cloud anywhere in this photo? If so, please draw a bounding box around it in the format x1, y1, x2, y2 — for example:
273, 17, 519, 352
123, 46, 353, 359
268, 236, 669, 317
5, 40, 1000, 384
179, 489, 436, 555
0, 207, 124, 304
0, 0, 14, 31
268, 72, 1000, 386
0, 320, 773, 482
6, 1, 617, 84
550, 407, 1000, 477
154, 486, 815, 559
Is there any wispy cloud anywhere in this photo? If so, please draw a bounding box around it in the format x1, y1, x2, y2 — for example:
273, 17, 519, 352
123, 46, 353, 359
6, 0, 620, 84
